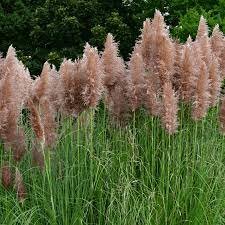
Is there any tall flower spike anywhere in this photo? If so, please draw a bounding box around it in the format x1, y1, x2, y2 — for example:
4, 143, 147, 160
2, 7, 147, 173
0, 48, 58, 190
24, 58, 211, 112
82, 44, 103, 108
209, 56, 221, 107
192, 61, 210, 120
33, 62, 51, 104
180, 43, 196, 103
196, 16, 208, 40
128, 47, 146, 111
140, 18, 152, 67
173, 40, 183, 93
158, 35, 175, 86
102, 33, 132, 123
195, 16, 212, 66
140, 10, 175, 89
60, 58, 88, 117
47, 65, 61, 110
211, 25, 224, 59
211, 25, 225, 79
162, 82, 178, 134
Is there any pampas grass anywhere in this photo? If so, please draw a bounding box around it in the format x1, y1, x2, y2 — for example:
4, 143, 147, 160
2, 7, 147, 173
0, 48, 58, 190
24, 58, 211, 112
0, 11, 225, 225
0, 11, 225, 216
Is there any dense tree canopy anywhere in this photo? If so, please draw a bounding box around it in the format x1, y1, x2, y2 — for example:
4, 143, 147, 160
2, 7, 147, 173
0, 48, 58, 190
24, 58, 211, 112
0, 0, 225, 75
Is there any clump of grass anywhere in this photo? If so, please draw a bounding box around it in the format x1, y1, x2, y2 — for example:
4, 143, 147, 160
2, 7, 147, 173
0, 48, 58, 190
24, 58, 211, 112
0, 105, 225, 224
1, 9, 225, 225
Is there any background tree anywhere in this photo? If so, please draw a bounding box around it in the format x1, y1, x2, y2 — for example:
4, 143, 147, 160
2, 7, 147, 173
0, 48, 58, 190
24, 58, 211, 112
0, 0, 224, 75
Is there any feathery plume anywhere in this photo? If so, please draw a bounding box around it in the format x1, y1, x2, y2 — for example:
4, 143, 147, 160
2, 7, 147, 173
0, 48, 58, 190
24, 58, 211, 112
139, 10, 175, 90
196, 16, 208, 40
32, 62, 51, 104
162, 82, 178, 134
173, 39, 185, 95
145, 77, 162, 116
82, 44, 104, 108
192, 61, 210, 120
128, 46, 146, 111
180, 43, 196, 103
60, 58, 87, 117
209, 57, 221, 107
102, 33, 132, 123
140, 18, 152, 67
211, 25, 224, 59
195, 16, 212, 67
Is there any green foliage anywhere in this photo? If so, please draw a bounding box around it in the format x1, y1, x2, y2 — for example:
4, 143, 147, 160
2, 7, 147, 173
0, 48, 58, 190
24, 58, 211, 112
0, 0, 225, 74
1, 106, 225, 224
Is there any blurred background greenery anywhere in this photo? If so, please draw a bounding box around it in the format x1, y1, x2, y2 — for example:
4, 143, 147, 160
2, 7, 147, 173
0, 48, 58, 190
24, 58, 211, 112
0, 0, 224, 75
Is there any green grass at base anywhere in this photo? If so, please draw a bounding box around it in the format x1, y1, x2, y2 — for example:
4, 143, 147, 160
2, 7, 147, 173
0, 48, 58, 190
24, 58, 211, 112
0, 105, 225, 225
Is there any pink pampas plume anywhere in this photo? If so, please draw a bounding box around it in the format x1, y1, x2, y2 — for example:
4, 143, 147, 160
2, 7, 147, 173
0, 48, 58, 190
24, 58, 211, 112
140, 18, 152, 68
211, 25, 224, 59
173, 40, 183, 93
145, 77, 162, 116
32, 62, 51, 104
196, 16, 208, 40
128, 45, 146, 111
102, 33, 132, 123
195, 16, 212, 67
139, 10, 175, 90
209, 56, 221, 107
0, 46, 30, 162
82, 43, 104, 108
180, 42, 196, 103
192, 61, 210, 120
162, 82, 178, 134
60, 58, 87, 117
211, 25, 225, 79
